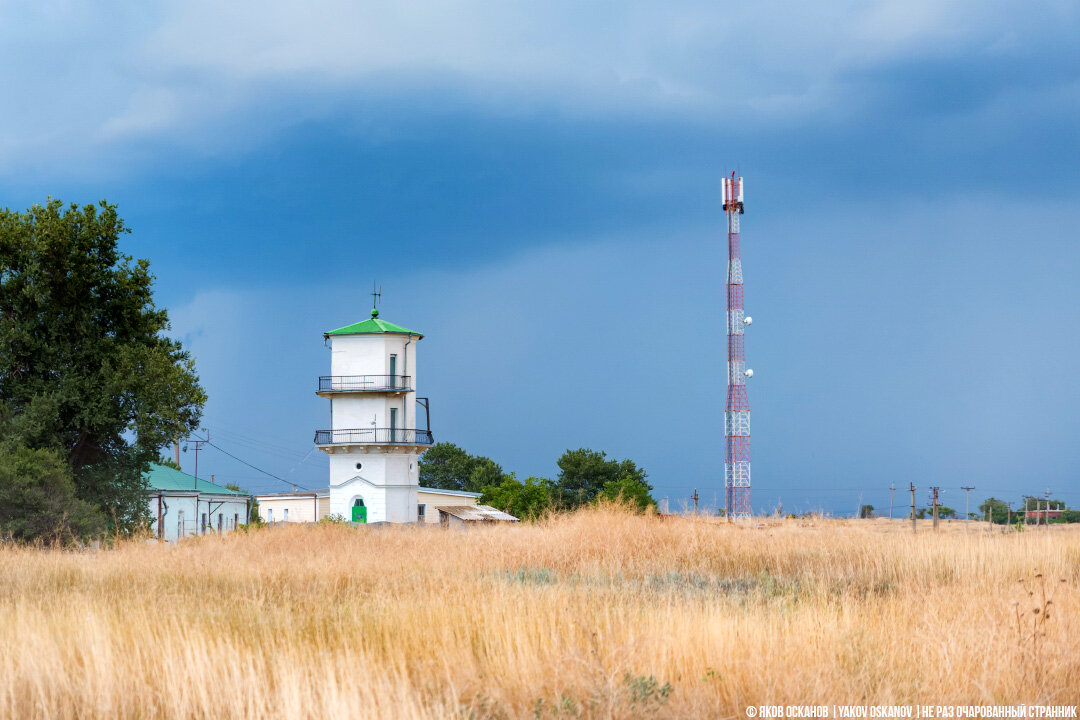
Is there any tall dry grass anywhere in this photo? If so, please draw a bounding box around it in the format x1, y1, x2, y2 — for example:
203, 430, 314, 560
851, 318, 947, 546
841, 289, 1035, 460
0, 507, 1078, 719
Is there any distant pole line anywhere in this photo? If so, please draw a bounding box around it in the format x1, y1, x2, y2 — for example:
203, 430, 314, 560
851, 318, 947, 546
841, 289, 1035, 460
961, 486, 974, 533
930, 486, 940, 532
910, 483, 917, 535
889, 483, 895, 520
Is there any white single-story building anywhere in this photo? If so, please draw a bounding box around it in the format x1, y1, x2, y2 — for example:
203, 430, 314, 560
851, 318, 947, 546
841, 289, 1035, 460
256, 489, 330, 524
253, 485, 503, 524
146, 463, 251, 541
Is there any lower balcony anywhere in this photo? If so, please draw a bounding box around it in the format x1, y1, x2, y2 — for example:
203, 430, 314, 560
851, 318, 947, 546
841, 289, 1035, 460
317, 375, 412, 394
314, 428, 435, 446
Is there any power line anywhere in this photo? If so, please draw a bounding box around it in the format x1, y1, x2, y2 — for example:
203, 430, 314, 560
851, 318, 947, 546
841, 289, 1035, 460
206, 422, 314, 450
205, 440, 312, 491
203, 425, 326, 464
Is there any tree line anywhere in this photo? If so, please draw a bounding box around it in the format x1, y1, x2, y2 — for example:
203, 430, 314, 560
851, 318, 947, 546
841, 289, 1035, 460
418, 443, 656, 520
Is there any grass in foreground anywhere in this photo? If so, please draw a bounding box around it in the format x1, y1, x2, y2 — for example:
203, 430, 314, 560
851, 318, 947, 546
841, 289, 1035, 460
0, 507, 1078, 719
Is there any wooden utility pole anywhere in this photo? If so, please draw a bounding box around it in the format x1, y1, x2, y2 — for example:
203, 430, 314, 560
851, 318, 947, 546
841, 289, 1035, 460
910, 483, 917, 534
961, 486, 974, 533
187, 430, 210, 535
692, 489, 700, 516
174, 441, 181, 466
889, 483, 895, 519
1045, 489, 1052, 529
930, 486, 940, 532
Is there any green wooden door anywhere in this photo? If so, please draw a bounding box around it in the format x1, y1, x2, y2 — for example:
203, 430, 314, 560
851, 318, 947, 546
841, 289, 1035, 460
390, 407, 398, 443
352, 500, 367, 523
389, 354, 397, 389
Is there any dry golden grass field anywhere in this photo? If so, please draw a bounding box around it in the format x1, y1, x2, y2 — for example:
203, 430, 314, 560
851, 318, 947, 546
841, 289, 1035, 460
1, 507, 1078, 719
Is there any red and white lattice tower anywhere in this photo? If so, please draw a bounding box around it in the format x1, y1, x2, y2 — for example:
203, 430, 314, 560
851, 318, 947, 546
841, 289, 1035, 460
722, 172, 752, 518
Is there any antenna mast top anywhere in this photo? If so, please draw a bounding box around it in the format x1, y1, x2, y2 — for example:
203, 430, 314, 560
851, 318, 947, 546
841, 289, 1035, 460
370, 283, 382, 318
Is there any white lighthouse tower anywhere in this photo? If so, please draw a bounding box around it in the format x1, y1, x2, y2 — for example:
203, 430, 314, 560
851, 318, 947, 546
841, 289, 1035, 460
315, 306, 433, 523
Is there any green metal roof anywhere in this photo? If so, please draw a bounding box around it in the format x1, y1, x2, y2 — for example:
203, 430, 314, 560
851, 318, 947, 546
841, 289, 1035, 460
326, 309, 423, 338
145, 463, 249, 496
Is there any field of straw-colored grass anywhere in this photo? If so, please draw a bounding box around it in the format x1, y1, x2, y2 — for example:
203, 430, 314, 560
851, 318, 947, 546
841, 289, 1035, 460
0, 507, 1078, 719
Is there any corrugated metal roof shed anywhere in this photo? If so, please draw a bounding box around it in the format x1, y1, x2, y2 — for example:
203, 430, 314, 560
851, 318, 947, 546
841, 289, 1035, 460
435, 505, 519, 522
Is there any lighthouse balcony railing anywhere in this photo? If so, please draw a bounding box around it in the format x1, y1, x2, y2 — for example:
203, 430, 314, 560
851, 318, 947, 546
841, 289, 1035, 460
317, 375, 412, 393
314, 428, 434, 446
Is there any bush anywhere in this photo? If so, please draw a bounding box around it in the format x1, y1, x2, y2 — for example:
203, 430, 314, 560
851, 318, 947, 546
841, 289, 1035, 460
480, 475, 553, 521
0, 444, 104, 542
596, 476, 656, 512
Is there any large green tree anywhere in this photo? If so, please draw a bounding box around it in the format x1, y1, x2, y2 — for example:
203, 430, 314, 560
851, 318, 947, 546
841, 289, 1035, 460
555, 448, 649, 508
0, 200, 206, 537
418, 442, 506, 493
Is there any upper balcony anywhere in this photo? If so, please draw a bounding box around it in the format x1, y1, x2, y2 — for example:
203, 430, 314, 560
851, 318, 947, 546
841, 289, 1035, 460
317, 375, 412, 395
314, 428, 435, 447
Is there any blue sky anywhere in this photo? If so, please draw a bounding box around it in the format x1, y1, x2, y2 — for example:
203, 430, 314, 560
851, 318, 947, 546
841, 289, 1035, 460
2, 1, 1078, 514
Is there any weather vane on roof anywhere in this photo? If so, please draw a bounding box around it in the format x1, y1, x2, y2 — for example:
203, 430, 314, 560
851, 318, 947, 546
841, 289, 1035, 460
371, 283, 382, 317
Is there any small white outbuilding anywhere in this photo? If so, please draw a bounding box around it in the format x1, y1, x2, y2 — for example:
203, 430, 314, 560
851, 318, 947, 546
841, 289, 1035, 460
145, 463, 250, 541
255, 489, 330, 524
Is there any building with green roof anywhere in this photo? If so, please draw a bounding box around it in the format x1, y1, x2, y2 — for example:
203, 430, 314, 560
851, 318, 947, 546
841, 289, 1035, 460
145, 463, 251, 541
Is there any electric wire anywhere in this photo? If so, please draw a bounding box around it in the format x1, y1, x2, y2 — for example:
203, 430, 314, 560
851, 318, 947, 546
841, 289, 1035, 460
202, 425, 326, 464
203, 440, 313, 491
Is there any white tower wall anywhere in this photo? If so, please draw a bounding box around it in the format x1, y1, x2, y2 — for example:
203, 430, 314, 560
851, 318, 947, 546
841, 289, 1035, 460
329, 335, 417, 428
327, 452, 420, 522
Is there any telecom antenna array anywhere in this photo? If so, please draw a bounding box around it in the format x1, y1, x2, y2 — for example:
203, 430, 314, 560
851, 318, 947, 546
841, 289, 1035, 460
722, 172, 752, 519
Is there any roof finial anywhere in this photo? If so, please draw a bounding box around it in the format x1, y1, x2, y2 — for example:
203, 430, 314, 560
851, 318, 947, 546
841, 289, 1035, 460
371, 283, 382, 318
